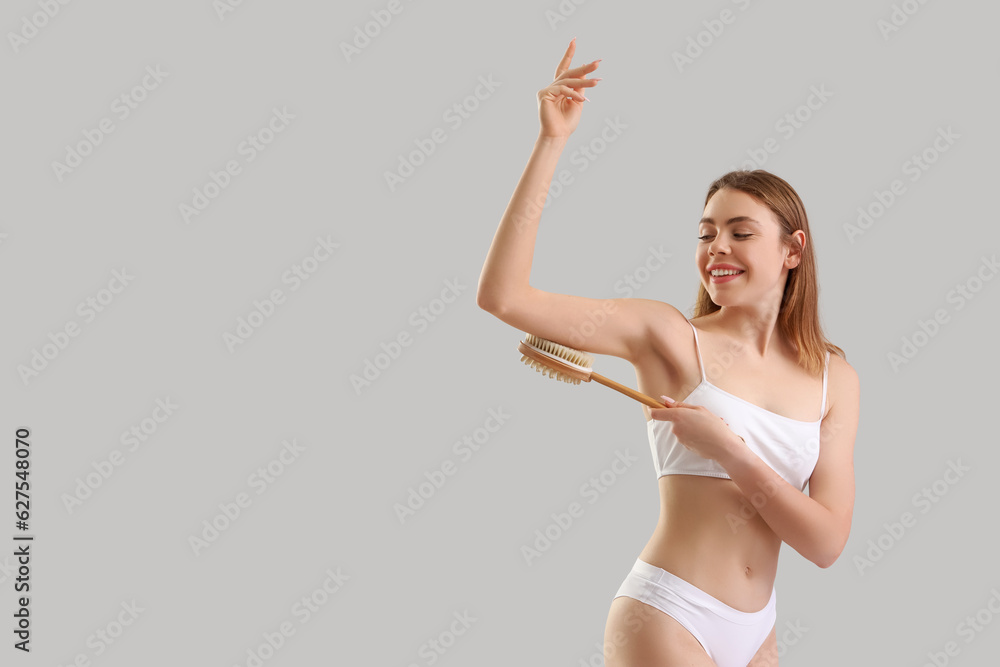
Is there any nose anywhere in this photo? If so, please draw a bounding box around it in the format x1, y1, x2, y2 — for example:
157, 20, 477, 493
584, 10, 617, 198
708, 235, 729, 256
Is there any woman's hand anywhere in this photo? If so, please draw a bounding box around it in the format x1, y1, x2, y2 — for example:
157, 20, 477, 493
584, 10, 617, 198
650, 396, 746, 465
537, 38, 601, 139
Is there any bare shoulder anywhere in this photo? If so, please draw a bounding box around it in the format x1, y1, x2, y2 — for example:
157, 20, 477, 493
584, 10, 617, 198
625, 298, 693, 365
824, 352, 860, 424
626, 297, 690, 331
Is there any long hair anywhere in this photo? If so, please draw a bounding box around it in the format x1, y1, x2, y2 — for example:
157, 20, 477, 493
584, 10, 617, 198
693, 169, 844, 376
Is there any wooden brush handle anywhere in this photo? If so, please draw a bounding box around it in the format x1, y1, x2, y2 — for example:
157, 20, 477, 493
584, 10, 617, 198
589, 371, 667, 409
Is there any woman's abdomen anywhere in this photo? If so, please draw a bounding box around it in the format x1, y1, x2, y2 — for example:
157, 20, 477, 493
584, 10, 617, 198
636, 474, 781, 613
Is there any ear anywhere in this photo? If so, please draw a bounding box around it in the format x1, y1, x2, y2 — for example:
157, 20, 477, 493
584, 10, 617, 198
785, 230, 806, 269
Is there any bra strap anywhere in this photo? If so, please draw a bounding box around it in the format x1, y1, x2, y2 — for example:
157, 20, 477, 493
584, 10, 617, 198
819, 350, 831, 418
688, 320, 706, 383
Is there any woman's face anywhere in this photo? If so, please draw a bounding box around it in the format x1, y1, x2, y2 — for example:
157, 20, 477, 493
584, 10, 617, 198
696, 187, 801, 307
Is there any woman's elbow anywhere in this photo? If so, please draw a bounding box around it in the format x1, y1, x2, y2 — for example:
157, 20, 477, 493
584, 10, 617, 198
476, 289, 505, 314
814, 551, 839, 569
814, 528, 851, 569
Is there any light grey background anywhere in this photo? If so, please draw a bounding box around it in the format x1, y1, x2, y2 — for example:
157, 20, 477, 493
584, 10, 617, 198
2, 0, 999, 665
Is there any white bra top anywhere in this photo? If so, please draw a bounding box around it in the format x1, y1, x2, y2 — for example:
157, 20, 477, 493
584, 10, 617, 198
647, 319, 829, 492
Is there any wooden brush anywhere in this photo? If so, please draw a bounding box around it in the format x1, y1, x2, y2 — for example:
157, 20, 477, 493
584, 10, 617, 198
517, 333, 666, 409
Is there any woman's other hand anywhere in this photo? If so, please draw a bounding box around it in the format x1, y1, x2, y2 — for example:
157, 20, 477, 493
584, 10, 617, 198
650, 396, 746, 465
537, 38, 601, 139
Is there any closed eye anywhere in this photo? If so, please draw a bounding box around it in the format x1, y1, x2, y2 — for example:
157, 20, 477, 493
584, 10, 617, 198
697, 233, 752, 240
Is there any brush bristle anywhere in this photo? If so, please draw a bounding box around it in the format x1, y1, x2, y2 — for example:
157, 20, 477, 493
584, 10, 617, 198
520, 334, 594, 385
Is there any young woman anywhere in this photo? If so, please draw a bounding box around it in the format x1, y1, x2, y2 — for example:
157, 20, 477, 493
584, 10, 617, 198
477, 39, 860, 667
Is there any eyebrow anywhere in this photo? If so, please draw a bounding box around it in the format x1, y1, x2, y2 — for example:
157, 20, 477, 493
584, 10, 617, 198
698, 216, 761, 226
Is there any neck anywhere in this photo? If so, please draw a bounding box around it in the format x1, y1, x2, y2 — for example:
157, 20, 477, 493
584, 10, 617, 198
706, 302, 784, 359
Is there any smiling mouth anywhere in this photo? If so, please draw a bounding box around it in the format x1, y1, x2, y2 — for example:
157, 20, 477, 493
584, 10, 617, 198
709, 270, 744, 283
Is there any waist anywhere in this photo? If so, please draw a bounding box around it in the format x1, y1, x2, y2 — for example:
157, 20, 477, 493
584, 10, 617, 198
638, 475, 781, 610
626, 557, 777, 618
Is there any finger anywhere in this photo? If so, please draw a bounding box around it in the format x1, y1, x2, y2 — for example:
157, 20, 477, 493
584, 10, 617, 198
649, 408, 674, 421
555, 84, 586, 101
651, 399, 685, 417
554, 38, 576, 79
560, 60, 601, 80
541, 84, 586, 103
553, 75, 601, 90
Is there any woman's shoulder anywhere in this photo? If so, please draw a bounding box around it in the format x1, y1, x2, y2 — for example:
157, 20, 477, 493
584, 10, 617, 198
824, 351, 860, 418
826, 348, 858, 379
